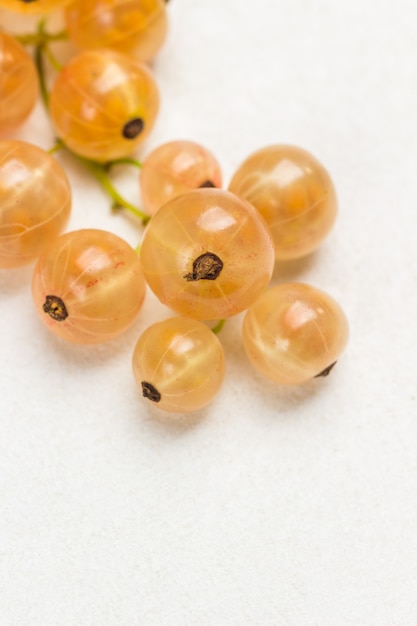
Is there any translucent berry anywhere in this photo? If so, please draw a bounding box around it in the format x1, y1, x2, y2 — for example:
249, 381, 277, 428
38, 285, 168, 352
65, 0, 168, 62
0, 33, 38, 133
0, 140, 71, 269
140, 188, 275, 320
0, 0, 73, 14
242, 283, 349, 384
140, 140, 222, 215
32, 229, 146, 344
229, 145, 338, 260
132, 317, 225, 413
49, 49, 159, 162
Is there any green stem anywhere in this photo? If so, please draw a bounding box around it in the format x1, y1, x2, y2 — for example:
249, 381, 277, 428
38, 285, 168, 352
26, 20, 66, 110
106, 157, 143, 170
83, 160, 149, 223
16, 29, 67, 46
47, 139, 149, 223
33, 20, 50, 110
44, 43, 62, 72
34, 42, 49, 110
211, 319, 226, 335
48, 141, 64, 155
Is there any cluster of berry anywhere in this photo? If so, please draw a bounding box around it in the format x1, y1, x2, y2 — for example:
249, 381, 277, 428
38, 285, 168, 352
0, 0, 349, 415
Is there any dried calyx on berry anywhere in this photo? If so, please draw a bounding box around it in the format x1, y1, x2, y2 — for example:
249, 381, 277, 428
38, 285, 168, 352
184, 253, 223, 282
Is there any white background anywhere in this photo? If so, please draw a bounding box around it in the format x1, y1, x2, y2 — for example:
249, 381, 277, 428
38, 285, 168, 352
1, 1, 417, 624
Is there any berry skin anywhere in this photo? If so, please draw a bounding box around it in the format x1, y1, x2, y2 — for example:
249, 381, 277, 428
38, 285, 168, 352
0, 33, 38, 133
0, 0, 73, 14
0, 140, 71, 269
65, 0, 168, 62
228, 145, 338, 260
140, 140, 222, 215
132, 317, 225, 413
32, 229, 146, 344
49, 49, 159, 162
140, 188, 275, 320
242, 283, 349, 385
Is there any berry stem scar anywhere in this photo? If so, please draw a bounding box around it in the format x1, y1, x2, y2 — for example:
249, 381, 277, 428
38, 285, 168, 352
184, 252, 224, 281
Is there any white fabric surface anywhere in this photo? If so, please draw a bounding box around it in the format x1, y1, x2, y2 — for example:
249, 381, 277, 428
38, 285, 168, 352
1, 1, 417, 624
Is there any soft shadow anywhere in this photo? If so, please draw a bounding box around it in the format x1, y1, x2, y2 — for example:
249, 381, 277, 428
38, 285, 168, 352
0, 265, 33, 294
36, 311, 147, 369
110, 204, 145, 233
271, 249, 321, 284
249, 372, 326, 418
141, 401, 208, 433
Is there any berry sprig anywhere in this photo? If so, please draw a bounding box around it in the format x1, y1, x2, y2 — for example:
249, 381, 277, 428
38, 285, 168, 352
4, 13, 157, 222
0, 1, 349, 416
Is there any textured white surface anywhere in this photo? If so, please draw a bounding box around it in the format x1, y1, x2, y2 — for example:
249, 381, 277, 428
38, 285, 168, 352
1, 1, 417, 625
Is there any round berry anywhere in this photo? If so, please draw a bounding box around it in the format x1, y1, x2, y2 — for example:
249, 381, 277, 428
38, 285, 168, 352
132, 317, 225, 413
242, 283, 349, 384
49, 49, 159, 162
140, 140, 222, 215
228, 145, 338, 260
65, 0, 168, 62
0, 33, 38, 133
0, 140, 71, 269
32, 229, 146, 344
140, 188, 275, 320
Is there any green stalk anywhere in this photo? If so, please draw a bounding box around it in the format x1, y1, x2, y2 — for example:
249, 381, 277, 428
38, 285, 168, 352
33, 20, 50, 109
47, 141, 64, 155
43, 43, 63, 72
82, 160, 150, 223
16, 29, 67, 46
21, 20, 66, 109
34, 41, 49, 110
106, 157, 143, 170
211, 319, 226, 335
47, 140, 149, 223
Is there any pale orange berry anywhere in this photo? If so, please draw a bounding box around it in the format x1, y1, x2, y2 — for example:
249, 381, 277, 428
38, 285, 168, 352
50, 49, 159, 162
0, 33, 38, 133
242, 283, 349, 384
32, 229, 146, 344
229, 145, 337, 260
140, 188, 275, 320
140, 140, 222, 215
132, 317, 225, 413
0, 141, 71, 269
65, 0, 168, 62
